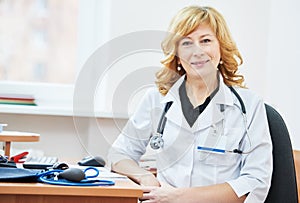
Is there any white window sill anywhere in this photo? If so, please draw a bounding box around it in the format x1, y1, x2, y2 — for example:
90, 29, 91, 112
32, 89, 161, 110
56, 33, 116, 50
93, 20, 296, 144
0, 81, 129, 119
0, 104, 128, 119
0, 104, 73, 117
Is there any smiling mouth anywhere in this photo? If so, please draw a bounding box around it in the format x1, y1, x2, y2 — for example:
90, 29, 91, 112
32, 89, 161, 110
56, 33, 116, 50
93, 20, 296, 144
191, 60, 209, 66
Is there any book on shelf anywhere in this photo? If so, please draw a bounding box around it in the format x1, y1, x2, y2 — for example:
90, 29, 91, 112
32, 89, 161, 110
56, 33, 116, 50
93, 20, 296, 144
0, 93, 37, 106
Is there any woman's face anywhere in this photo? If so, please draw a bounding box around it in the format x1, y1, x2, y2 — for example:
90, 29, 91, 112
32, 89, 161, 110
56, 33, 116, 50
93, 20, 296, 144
177, 24, 221, 81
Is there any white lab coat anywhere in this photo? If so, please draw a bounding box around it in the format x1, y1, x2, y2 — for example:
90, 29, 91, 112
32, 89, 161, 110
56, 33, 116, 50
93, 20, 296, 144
108, 74, 273, 203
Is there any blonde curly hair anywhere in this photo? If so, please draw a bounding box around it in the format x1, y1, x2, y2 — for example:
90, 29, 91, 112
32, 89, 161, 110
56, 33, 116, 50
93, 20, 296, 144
156, 6, 245, 95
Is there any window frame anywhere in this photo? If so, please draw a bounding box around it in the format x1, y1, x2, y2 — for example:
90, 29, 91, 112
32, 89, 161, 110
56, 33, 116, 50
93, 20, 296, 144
0, 0, 111, 117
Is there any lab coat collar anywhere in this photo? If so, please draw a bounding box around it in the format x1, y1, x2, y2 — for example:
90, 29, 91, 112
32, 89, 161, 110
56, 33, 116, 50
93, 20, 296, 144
160, 72, 234, 105
160, 73, 235, 132
160, 75, 190, 130
213, 74, 235, 107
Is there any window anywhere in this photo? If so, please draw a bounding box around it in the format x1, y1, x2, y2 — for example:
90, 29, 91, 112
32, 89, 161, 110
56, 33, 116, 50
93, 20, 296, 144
0, 0, 78, 84
0, 0, 111, 116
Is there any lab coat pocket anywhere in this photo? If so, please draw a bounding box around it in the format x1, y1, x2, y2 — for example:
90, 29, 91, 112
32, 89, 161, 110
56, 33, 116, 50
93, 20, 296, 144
197, 127, 244, 166
201, 152, 240, 166
199, 152, 241, 184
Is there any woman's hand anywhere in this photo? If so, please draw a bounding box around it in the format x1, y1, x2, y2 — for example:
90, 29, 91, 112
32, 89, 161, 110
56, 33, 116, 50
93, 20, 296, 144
140, 182, 247, 203
140, 182, 181, 203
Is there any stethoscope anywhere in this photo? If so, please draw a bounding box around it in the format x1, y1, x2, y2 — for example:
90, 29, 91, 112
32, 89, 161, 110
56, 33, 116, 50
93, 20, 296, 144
38, 167, 115, 186
150, 86, 254, 154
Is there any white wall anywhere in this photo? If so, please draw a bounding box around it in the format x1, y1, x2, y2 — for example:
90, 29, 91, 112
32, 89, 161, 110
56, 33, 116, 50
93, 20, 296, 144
2, 113, 127, 162
265, 0, 300, 149
2, 0, 300, 161
106, 0, 271, 94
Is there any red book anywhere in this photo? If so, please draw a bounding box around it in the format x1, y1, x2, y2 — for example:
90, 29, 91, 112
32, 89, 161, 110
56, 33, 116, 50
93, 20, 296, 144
0, 93, 35, 101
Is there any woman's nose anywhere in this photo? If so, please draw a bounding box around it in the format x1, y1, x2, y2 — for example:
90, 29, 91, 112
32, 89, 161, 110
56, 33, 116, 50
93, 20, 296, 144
192, 43, 205, 56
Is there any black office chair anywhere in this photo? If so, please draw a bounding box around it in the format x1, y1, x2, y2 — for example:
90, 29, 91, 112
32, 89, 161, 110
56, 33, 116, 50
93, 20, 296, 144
264, 104, 298, 203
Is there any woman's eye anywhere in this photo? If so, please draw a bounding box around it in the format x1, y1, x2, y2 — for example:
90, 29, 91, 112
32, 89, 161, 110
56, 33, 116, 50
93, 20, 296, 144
201, 39, 211, 43
181, 41, 193, 46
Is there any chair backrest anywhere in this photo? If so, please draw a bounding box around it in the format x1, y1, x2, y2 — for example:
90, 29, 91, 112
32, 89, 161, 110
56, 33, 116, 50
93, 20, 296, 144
264, 104, 298, 203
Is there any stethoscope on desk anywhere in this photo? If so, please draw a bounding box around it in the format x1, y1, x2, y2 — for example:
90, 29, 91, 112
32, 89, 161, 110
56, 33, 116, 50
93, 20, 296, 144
38, 167, 115, 186
149, 86, 254, 154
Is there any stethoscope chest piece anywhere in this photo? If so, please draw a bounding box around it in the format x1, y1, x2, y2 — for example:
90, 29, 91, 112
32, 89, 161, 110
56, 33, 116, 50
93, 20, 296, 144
150, 132, 164, 150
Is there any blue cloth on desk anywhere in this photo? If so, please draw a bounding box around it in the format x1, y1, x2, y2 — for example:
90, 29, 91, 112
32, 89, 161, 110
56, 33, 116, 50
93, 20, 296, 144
0, 167, 115, 186
0, 168, 40, 182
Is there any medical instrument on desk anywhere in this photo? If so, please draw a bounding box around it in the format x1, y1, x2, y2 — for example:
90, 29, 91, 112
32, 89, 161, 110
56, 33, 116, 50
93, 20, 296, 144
150, 86, 253, 154
78, 155, 106, 167
38, 167, 115, 186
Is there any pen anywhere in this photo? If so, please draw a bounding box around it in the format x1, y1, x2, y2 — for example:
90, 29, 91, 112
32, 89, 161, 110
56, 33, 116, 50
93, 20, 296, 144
197, 146, 225, 153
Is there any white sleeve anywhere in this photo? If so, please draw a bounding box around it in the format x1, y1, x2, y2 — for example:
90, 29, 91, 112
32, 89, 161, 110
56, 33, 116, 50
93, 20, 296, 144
227, 98, 273, 202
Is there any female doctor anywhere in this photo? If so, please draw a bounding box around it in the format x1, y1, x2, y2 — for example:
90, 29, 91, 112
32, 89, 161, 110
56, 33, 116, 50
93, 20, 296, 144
108, 6, 272, 203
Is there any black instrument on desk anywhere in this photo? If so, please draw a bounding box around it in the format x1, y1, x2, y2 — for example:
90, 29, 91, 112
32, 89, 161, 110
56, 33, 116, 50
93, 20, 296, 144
78, 156, 106, 167
0, 155, 16, 168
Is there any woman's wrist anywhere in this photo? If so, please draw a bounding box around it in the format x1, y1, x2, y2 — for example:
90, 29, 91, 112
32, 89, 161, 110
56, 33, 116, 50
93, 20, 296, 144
136, 171, 159, 186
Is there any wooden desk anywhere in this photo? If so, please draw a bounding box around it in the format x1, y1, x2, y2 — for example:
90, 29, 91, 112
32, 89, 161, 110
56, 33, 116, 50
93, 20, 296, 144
293, 150, 300, 202
0, 131, 40, 157
0, 179, 142, 203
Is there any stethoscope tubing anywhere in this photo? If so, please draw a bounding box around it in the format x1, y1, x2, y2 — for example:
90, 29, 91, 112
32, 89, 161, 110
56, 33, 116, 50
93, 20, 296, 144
37, 168, 115, 186
150, 86, 252, 154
